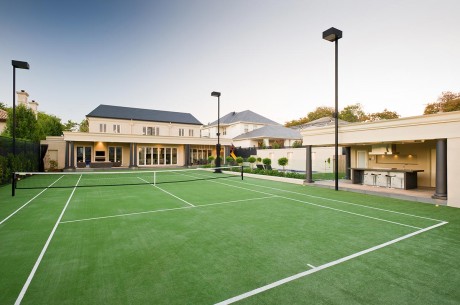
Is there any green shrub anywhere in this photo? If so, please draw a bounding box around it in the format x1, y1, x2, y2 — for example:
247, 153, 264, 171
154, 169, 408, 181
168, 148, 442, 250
292, 140, 302, 148
235, 156, 244, 165
226, 156, 234, 165
262, 158, 271, 167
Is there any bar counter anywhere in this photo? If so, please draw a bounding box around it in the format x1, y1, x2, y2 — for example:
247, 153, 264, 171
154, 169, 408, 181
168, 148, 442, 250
351, 168, 424, 189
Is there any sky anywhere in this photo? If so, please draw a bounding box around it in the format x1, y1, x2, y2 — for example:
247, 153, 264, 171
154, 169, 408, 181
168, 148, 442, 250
1, 0, 458, 126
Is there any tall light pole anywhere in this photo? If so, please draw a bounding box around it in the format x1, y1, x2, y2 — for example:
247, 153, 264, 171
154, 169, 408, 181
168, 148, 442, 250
11, 60, 30, 159
211, 91, 222, 173
322, 27, 342, 191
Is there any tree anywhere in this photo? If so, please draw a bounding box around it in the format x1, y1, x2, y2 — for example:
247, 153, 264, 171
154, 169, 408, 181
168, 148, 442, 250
262, 158, 272, 169
278, 157, 288, 171
285, 116, 310, 127
0, 102, 8, 110
226, 156, 234, 165
367, 109, 400, 121
207, 155, 215, 165
339, 103, 368, 122
307, 106, 334, 121
63, 120, 78, 131
285, 106, 334, 127
247, 156, 256, 169
424, 91, 460, 114
3, 105, 39, 141
79, 119, 89, 132
37, 112, 64, 140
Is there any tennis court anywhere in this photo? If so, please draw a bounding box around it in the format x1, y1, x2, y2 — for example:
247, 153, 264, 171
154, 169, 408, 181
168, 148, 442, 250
1, 167, 459, 305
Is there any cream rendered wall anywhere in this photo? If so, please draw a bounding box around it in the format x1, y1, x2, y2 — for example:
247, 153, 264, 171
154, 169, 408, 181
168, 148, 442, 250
88, 117, 201, 138
41, 136, 66, 170
447, 138, 460, 208
233, 139, 258, 148
0, 121, 5, 134
256, 147, 335, 172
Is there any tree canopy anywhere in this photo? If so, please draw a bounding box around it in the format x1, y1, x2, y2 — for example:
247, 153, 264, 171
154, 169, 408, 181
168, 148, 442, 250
2, 107, 69, 141
424, 91, 460, 115
2, 105, 40, 141
285, 103, 400, 127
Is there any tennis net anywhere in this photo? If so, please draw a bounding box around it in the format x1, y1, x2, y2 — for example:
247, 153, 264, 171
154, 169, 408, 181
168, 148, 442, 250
13, 166, 243, 193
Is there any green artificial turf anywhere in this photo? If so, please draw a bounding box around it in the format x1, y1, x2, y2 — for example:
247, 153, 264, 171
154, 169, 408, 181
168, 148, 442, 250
1, 171, 459, 304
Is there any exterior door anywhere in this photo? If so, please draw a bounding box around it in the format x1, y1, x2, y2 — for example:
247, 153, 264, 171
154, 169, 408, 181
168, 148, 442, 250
357, 151, 367, 168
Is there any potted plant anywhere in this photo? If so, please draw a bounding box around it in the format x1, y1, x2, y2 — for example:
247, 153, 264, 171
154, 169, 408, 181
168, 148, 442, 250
278, 157, 288, 172
247, 156, 256, 169
207, 155, 215, 165
262, 158, 272, 170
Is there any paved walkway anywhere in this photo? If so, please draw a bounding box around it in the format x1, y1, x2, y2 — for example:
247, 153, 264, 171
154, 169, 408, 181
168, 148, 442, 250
310, 179, 446, 205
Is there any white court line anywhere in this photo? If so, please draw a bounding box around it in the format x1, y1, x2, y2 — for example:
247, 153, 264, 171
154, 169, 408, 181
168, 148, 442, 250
60, 196, 276, 224
307, 264, 316, 269
137, 176, 195, 207
0, 175, 65, 227
203, 178, 424, 230
214, 221, 448, 305
229, 179, 445, 223
14, 175, 82, 305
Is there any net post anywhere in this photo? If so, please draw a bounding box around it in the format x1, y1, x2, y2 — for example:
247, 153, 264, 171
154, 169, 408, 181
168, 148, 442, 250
241, 165, 244, 180
12, 172, 16, 197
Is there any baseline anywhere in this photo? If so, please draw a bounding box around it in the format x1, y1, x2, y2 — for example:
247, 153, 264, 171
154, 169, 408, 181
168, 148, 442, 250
214, 221, 448, 305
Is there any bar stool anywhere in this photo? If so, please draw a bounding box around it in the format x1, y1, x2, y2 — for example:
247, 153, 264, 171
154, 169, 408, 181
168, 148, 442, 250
385, 174, 395, 188
362, 172, 368, 185
370, 173, 378, 186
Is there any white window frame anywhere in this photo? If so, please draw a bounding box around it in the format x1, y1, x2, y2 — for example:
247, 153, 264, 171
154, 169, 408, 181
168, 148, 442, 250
113, 124, 120, 133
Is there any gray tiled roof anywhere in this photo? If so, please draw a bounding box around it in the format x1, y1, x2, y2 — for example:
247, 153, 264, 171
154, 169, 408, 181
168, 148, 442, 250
291, 116, 350, 129
234, 125, 301, 140
87, 105, 202, 125
208, 110, 280, 126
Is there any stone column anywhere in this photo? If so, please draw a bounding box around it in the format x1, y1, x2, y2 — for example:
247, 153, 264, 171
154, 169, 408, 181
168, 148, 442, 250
305, 145, 313, 183
343, 147, 351, 180
133, 143, 138, 167
70, 142, 75, 168
433, 138, 447, 199
184, 144, 191, 167
129, 143, 134, 167
64, 141, 69, 169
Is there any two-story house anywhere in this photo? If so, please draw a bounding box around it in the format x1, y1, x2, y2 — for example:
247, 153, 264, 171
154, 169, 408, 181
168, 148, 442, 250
202, 110, 301, 148
42, 104, 231, 169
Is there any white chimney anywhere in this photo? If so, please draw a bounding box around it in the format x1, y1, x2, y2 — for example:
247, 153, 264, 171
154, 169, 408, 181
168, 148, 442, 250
29, 100, 39, 117
17, 90, 29, 106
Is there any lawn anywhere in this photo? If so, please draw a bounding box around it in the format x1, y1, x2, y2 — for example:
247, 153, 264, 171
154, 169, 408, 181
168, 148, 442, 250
1, 169, 459, 304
